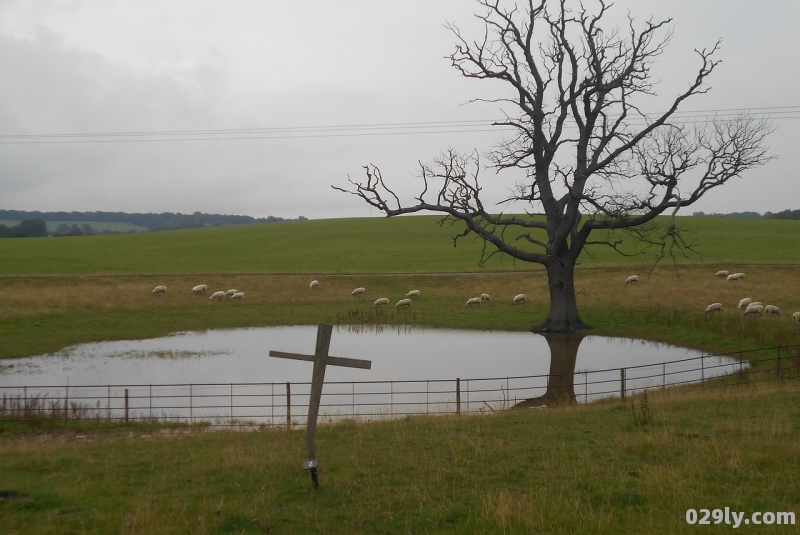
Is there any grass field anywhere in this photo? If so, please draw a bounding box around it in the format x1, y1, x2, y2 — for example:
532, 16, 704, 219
1, 215, 799, 534
0, 215, 798, 276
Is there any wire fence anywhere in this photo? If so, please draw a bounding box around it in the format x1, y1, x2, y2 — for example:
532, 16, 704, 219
2, 344, 799, 429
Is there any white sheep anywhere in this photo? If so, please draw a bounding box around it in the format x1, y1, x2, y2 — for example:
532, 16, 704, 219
405, 290, 421, 298
225, 289, 238, 298
705, 303, 723, 314
765, 305, 781, 316
480, 293, 491, 301
373, 297, 390, 307
351, 287, 366, 297
743, 304, 763, 316
732, 272, 745, 280
793, 312, 800, 322
714, 270, 730, 277
210, 291, 226, 300
310, 280, 319, 289
152, 285, 167, 295
625, 275, 639, 284
192, 284, 207, 294
465, 297, 482, 306
748, 301, 763, 308
513, 294, 526, 304
737, 298, 752, 309
230, 292, 245, 300
726, 273, 745, 281
395, 298, 412, 308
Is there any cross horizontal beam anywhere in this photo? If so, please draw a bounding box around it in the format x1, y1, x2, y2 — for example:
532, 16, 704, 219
268, 350, 372, 370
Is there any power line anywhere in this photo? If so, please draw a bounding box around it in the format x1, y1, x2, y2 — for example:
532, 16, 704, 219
0, 105, 797, 144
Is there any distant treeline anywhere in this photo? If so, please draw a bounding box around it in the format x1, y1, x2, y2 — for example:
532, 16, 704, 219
0, 210, 308, 235
693, 210, 800, 220
0, 219, 49, 238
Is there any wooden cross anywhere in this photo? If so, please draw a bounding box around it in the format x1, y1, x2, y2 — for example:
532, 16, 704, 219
268, 323, 371, 490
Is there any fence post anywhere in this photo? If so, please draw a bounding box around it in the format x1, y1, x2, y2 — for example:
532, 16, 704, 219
777, 347, 782, 383
739, 351, 744, 386
620, 368, 626, 401
124, 389, 129, 422
456, 378, 461, 415
662, 362, 666, 390
230, 383, 234, 427
65, 385, 69, 420
189, 384, 193, 426
286, 382, 291, 431
149, 384, 152, 420
585, 372, 588, 404
23, 386, 27, 416
107, 386, 111, 420
701, 355, 705, 390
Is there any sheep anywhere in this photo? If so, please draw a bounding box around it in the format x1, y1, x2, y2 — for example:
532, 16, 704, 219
310, 280, 319, 289
743, 304, 763, 316
764, 305, 781, 316
225, 289, 238, 298
480, 293, 491, 301
210, 291, 226, 300
465, 297, 482, 306
705, 303, 723, 314
405, 290, 421, 299
714, 270, 730, 277
230, 292, 245, 300
373, 297, 390, 307
737, 298, 752, 309
513, 294, 526, 304
191, 284, 207, 295
793, 312, 800, 322
731, 272, 745, 280
625, 275, 639, 284
395, 298, 412, 308
748, 301, 763, 308
726, 273, 745, 281
351, 287, 366, 297
152, 286, 167, 295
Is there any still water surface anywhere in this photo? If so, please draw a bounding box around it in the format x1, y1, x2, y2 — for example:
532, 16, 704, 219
0, 325, 730, 387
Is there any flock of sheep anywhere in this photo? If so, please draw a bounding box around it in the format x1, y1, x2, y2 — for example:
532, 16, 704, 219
309, 279, 527, 308
151, 284, 245, 300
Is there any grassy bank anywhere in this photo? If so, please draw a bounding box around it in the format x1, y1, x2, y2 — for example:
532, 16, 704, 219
1, 264, 799, 360
1, 381, 798, 534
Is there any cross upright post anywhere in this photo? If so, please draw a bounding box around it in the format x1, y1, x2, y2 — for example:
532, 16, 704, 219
269, 323, 371, 490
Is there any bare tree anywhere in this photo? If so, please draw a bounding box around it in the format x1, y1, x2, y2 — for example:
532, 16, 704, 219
334, 0, 772, 332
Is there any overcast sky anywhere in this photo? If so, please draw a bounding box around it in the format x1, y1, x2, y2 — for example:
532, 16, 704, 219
0, 0, 797, 220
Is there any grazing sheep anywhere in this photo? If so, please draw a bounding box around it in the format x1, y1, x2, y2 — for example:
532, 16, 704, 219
230, 292, 245, 300
225, 289, 238, 298
351, 287, 366, 297
395, 298, 412, 308
732, 272, 745, 280
726, 273, 745, 281
152, 286, 167, 295
513, 294, 526, 304
748, 301, 763, 308
465, 297, 482, 306
625, 275, 639, 284
373, 297, 390, 307
705, 303, 723, 314
714, 270, 730, 277
405, 290, 421, 299
210, 291, 226, 300
310, 280, 319, 289
192, 284, 207, 294
765, 305, 781, 316
793, 312, 800, 322
737, 298, 752, 309
480, 293, 491, 301
743, 304, 763, 316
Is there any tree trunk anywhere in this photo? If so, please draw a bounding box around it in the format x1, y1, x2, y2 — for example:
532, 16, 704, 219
534, 260, 590, 332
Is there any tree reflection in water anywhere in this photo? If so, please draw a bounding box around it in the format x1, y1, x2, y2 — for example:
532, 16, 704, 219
514, 333, 585, 408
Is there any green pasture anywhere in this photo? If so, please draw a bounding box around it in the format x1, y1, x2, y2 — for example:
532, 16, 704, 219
0, 220, 147, 234
0, 215, 798, 276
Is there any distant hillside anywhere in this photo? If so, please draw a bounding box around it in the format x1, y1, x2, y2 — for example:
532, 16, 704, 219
0, 210, 308, 233
691, 211, 763, 219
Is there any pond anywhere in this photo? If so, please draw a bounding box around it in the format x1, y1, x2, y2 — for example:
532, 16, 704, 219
0, 326, 741, 425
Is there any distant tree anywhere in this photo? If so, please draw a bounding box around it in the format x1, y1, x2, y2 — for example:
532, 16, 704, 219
0, 224, 9, 238
764, 209, 800, 220
80, 224, 97, 235
336, 0, 773, 332
9, 219, 49, 238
